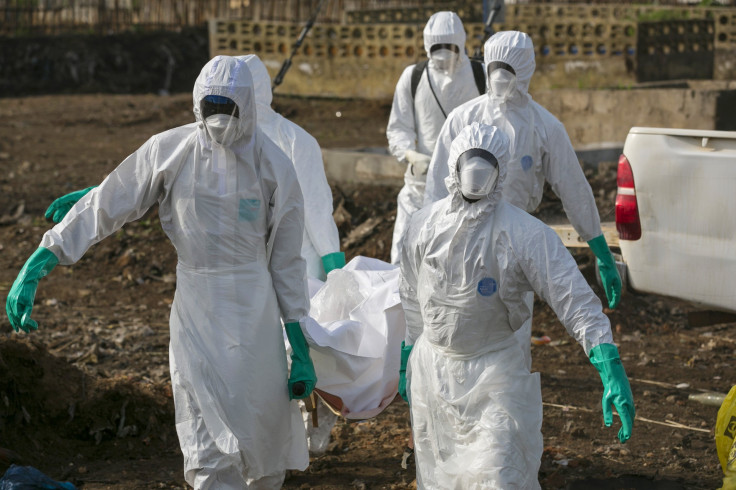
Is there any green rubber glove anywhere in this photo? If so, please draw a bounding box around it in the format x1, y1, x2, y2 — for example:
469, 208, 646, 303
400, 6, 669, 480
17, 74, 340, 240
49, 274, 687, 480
589, 343, 635, 444
321, 251, 346, 276
587, 234, 622, 309
45, 186, 96, 223
284, 321, 317, 400
398, 341, 413, 404
6, 247, 59, 333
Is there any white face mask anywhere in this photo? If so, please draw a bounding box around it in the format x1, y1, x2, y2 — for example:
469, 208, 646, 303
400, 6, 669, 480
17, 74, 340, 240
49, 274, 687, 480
488, 69, 517, 101
430, 48, 459, 74
458, 156, 499, 200
204, 114, 238, 146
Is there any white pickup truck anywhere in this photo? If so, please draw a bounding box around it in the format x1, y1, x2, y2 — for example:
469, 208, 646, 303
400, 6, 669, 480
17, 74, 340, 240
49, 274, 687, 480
553, 127, 736, 314
613, 127, 736, 314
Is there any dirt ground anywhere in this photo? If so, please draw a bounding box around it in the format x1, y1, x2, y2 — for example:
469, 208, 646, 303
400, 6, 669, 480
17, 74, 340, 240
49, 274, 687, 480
0, 93, 733, 489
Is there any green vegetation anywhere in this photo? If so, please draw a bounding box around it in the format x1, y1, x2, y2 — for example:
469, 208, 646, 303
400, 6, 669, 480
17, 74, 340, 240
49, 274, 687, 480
634, 1, 726, 23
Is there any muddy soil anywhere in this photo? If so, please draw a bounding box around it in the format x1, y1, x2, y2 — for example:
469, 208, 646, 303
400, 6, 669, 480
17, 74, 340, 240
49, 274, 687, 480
0, 93, 733, 489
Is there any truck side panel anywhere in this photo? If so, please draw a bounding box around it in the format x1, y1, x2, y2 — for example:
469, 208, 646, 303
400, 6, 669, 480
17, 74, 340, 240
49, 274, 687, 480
620, 130, 736, 312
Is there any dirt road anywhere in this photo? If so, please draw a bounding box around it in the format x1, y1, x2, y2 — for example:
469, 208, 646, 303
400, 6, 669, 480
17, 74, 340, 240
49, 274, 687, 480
0, 93, 731, 489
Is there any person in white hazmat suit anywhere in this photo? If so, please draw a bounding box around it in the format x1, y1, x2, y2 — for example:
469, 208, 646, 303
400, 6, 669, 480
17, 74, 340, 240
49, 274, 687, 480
398, 122, 635, 488
6, 55, 318, 489
42, 53, 346, 457
386, 11, 486, 265
422, 30, 622, 371
237, 53, 343, 455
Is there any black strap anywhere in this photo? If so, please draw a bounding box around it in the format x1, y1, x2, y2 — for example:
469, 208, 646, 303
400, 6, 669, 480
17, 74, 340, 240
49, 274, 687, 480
424, 62, 448, 118
412, 58, 486, 100
410, 60, 447, 118
410, 59, 428, 100
470, 59, 486, 95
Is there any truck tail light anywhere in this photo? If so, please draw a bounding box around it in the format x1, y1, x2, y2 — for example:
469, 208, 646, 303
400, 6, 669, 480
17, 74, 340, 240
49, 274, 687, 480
615, 154, 642, 240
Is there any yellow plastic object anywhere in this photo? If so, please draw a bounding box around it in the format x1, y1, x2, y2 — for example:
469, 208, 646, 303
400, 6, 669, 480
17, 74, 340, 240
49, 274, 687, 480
721, 438, 736, 490
716, 385, 736, 489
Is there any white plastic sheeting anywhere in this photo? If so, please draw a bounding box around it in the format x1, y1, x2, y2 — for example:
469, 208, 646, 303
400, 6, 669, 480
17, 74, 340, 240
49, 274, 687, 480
288, 256, 406, 421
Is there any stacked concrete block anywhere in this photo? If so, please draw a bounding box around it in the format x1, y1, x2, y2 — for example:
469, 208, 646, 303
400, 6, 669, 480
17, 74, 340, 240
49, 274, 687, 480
504, 3, 636, 60
346, 3, 483, 25
210, 18, 425, 98
209, 3, 736, 98
636, 19, 715, 82
713, 9, 736, 80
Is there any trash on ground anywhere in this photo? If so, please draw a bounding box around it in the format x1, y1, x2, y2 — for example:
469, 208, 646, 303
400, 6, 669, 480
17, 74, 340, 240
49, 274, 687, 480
689, 392, 727, 407
532, 335, 552, 345
0, 464, 76, 490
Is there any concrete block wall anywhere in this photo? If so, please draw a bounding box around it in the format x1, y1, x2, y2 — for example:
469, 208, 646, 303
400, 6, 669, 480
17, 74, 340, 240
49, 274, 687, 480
346, 4, 484, 25
340, 3, 736, 64
209, 4, 736, 99
535, 82, 736, 148
209, 17, 637, 99
713, 8, 736, 80
636, 19, 715, 82
509, 3, 736, 80
210, 19, 423, 98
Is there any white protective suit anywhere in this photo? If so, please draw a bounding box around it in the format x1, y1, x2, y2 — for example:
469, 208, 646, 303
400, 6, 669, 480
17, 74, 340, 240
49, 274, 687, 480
239, 54, 341, 281
40, 56, 310, 488
400, 122, 614, 489
237, 54, 341, 454
386, 11, 484, 265
423, 31, 603, 370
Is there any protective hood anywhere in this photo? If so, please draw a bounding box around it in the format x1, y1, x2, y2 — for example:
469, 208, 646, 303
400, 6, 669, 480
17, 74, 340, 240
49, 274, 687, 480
193, 55, 257, 146
423, 11, 466, 58
237, 54, 273, 109
446, 122, 509, 209
484, 31, 535, 97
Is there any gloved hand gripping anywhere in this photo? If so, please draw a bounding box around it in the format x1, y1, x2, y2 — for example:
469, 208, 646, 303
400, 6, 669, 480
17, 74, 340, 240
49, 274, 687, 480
398, 341, 413, 404
587, 234, 622, 309
321, 251, 346, 276
404, 150, 431, 176
285, 321, 317, 400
